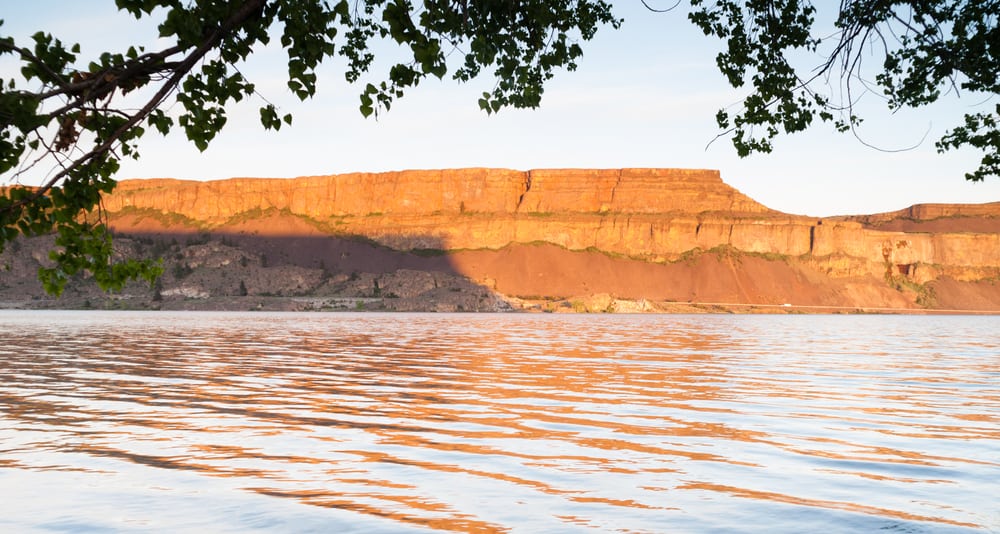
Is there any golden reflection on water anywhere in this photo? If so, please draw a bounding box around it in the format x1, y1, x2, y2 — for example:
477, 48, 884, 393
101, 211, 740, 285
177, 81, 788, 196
676, 482, 981, 529
0, 312, 998, 532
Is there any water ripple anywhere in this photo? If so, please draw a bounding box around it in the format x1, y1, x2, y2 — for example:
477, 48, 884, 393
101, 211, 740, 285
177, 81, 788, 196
1, 311, 998, 532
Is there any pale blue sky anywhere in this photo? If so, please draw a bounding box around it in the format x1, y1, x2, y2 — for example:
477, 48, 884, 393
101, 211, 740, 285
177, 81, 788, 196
3, 1, 999, 216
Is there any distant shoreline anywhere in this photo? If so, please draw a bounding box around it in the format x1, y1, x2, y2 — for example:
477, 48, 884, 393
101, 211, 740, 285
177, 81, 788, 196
3, 297, 996, 315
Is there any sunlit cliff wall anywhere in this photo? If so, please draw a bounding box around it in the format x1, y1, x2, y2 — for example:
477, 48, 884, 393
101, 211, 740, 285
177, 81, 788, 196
104, 168, 1000, 281
106, 168, 770, 219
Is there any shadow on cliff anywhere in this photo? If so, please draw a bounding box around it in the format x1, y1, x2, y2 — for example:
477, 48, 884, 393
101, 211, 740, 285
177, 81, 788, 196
0, 225, 510, 311
107, 227, 511, 312
155, 230, 458, 275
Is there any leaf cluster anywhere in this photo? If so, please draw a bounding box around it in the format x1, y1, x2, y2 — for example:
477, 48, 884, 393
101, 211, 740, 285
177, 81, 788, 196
688, 0, 998, 180
347, 0, 620, 117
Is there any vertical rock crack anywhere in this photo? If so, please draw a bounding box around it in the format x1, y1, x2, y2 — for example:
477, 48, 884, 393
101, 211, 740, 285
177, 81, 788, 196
610, 169, 623, 205
516, 170, 533, 210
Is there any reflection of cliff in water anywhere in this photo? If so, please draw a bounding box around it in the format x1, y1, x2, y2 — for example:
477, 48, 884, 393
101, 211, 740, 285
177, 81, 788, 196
0, 316, 773, 526
1, 313, 992, 531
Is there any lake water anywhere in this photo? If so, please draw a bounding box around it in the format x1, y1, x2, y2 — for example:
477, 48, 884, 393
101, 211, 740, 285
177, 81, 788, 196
0, 311, 997, 533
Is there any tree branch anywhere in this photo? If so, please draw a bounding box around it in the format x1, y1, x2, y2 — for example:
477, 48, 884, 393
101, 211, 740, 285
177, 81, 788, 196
2, 0, 268, 214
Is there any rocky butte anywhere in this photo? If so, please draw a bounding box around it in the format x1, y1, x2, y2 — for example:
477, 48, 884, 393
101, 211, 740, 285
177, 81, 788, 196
3, 168, 999, 312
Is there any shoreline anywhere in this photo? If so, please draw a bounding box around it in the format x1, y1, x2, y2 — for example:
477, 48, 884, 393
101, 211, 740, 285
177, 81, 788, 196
3, 296, 996, 315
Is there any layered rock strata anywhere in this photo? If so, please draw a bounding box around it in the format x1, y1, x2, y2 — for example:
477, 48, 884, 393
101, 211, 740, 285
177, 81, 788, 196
104, 168, 1000, 288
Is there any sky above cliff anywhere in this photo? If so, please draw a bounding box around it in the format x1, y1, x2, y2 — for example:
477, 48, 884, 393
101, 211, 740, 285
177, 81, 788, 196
3, 2, 1000, 217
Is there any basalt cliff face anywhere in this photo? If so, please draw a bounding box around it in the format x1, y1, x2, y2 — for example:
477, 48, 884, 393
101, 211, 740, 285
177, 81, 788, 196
4, 168, 999, 312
